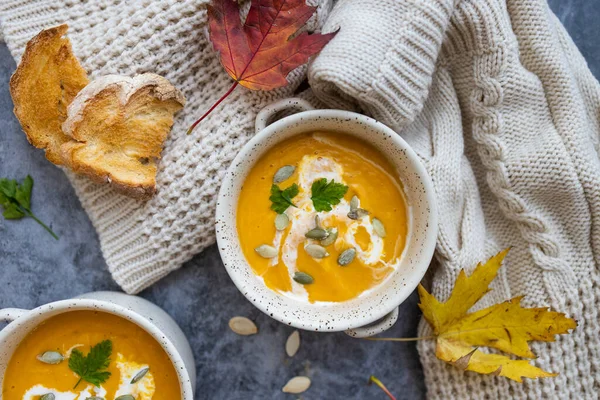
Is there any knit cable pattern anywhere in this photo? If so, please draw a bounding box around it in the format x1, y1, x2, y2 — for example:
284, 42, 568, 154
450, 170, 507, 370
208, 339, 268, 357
308, 0, 599, 398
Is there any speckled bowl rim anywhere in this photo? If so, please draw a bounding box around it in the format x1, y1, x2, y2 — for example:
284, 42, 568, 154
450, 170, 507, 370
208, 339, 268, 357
0, 299, 194, 399
216, 109, 438, 332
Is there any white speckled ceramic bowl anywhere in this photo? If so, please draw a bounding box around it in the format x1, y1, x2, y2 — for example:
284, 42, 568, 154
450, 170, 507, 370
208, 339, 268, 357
0, 291, 195, 398
216, 98, 438, 338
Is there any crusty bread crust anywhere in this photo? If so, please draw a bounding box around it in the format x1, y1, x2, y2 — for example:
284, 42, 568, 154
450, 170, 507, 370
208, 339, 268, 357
9, 24, 89, 165
61, 74, 186, 200
10, 25, 185, 200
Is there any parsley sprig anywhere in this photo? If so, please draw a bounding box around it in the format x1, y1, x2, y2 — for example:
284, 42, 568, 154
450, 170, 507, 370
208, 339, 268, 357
69, 340, 112, 389
310, 178, 348, 212
270, 183, 299, 214
0, 175, 58, 239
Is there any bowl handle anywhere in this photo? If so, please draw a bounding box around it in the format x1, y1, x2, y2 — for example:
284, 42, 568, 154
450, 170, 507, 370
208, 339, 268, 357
344, 307, 399, 338
0, 308, 29, 326
255, 98, 314, 133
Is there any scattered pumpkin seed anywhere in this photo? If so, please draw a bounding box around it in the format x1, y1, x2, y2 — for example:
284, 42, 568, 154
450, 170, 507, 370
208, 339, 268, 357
305, 228, 328, 239
293, 272, 314, 285
255, 244, 278, 258
348, 208, 369, 220
85, 397, 104, 400
285, 330, 301, 357
338, 248, 356, 266
282, 376, 311, 394
131, 367, 150, 384
372, 218, 387, 238
273, 165, 296, 183
229, 316, 258, 336
40, 395, 55, 400
304, 244, 329, 258
37, 351, 64, 365
115, 396, 135, 400
275, 213, 289, 231
320, 228, 338, 246
314, 215, 321, 228
350, 195, 359, 211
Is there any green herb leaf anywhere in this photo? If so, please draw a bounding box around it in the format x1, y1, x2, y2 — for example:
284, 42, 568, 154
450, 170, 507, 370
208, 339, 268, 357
3, 203, 25, 219
14, 175, 33, 209
270, 184, 299, 214
310, 178, 348, 212
69, 340, 112, 388
0, 175, 58, 239
0, 178, 17, 199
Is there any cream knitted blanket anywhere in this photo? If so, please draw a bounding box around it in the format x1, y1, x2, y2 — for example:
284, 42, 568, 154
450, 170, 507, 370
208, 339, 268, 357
310, 0, 600, 398
0, 0, 333, 293
2, 0, 599, 398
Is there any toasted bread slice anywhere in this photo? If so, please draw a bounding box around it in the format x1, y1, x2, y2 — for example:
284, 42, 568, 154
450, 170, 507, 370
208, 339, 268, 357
10, 24, 89, 165
61, 74, 186, 199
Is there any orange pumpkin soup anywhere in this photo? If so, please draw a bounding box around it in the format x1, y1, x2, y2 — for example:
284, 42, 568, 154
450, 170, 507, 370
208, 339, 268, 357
237, 132, 409, 303
2, 311, 181, 400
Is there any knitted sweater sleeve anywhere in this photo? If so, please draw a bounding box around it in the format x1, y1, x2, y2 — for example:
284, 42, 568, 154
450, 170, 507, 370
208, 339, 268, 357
309, 0, 600, 398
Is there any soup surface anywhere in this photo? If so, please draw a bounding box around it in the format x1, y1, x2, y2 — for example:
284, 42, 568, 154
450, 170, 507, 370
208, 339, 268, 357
237, 131, 409, 302
2, 311, 181, 400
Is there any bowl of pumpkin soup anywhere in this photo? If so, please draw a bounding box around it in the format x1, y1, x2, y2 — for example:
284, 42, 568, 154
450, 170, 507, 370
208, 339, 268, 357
216, 98, 437, 337
0, 292, 194, 399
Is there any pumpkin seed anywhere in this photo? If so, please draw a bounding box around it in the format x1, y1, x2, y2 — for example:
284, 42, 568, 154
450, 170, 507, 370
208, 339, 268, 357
293, 272, 314, 285
285, 330, 300, 357
338, 248, 356, 266
85, 397, 104, 400
275, 213, 289, 231
348, 208, 369, 220
40, 395, 55, 400
273, 165, 295, 183
37, 351, 64, 364
255, 244, 277, 258
314, 215, 321, 228
304, 244, 329, 258
350, 195, 359, 211
320, 228, 338, 246
229, 316, 258, 335
131, 367, 149, 384
282, 376, 311, 394
115, 396, 135, 400
372, 218, 387, 238
305, 228, 328, 240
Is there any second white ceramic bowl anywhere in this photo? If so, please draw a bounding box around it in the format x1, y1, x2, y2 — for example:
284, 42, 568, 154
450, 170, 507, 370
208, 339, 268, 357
0, 291, 195, 398
216, 98, 437, 338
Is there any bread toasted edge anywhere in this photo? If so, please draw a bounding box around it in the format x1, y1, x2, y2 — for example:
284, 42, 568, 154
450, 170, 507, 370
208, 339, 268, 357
62, 73, 186, 136
9, 24, 89, 165
61, 73, 186, 200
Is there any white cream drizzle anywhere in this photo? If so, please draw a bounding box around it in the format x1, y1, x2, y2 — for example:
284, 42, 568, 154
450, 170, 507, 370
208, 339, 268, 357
65, 344, 83, 358
115, 353, 155, 399
23, 353, 154, 400
22, 384, 106, 400
270, 153, 403, 301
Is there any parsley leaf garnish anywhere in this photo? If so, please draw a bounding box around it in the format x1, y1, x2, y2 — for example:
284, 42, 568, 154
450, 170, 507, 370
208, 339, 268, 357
311, 178, 349, 212
69, 340, 112, 388
270, 184, 299, 214
0, 175, 58, 239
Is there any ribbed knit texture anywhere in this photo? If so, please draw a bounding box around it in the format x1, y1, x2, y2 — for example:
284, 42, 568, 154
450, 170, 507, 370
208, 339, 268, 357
2, 1, 599, 398
0, 0, 333, 294
310, 0, 600, 398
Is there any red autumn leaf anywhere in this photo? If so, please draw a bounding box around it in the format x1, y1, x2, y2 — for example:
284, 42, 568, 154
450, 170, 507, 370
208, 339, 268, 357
188, 0, 337, 133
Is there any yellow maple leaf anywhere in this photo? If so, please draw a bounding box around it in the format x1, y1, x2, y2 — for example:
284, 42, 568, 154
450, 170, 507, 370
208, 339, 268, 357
418, 248, 577, 382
